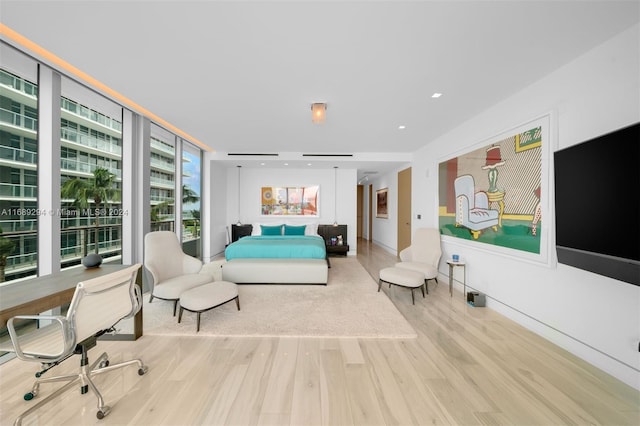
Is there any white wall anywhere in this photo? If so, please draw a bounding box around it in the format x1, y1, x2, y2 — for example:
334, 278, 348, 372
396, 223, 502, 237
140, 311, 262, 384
404, 24, 639, 389
367, 164, 408, 256
203, 158, 229, 261
220, 166, 358, 255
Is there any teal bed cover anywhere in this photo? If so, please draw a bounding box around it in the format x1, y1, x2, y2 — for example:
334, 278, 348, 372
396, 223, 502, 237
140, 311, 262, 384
225, 235, 327, 260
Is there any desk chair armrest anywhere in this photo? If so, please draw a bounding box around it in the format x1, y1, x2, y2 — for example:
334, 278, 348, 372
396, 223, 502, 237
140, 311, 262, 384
122, 284, 143, 319
7, 315, 75, 363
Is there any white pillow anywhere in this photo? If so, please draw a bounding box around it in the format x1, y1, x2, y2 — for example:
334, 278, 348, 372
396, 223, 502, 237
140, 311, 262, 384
305, 222, 319, 236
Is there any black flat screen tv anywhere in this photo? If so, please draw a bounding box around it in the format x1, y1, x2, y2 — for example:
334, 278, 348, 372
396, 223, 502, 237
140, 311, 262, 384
554, 122, 639, 286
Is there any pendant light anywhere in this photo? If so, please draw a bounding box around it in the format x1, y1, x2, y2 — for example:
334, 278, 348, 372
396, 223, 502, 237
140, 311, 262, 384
333, 166, 338, 226
236, 165, 242, 225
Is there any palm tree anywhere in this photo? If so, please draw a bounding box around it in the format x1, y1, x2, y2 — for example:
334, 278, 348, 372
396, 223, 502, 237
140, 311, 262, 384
182, 184, 199, 205
190, 209, 201, 239
149, 185, 199, 225
0, 227, 16, 282
61, 167, 119, 255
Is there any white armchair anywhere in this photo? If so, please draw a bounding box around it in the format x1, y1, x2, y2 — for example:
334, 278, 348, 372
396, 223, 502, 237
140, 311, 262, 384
396, 228, 442, 293
144, 231, 212, 316
454, 174, 499, 239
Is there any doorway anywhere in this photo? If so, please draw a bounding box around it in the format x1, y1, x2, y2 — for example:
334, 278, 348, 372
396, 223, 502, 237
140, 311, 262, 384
397, 167, 412, 255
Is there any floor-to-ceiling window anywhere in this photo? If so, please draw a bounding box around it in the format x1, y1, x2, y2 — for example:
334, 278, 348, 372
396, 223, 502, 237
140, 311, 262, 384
148, 127, 203, 259
181, 141, 201, 259
59, 78, 123, 268
0, 60, 38, 283
149, 124, 176, 233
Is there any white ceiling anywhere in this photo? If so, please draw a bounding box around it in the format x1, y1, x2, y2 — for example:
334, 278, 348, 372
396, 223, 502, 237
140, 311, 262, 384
1, 1, 638, 179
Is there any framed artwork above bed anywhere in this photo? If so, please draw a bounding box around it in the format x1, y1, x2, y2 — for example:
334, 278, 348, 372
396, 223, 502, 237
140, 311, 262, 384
261, 185, 319, 216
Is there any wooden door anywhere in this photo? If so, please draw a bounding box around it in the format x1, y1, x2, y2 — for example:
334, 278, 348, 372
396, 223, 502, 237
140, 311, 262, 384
357, 185, 363, 238
397, 167, 412, 255
368, 185, 373, 241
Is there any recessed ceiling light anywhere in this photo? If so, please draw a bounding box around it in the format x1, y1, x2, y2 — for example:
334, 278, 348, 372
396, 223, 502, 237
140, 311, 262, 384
432, 93, 442, 98
307, 163, 312, 166
398, 125, 406, 130
284, 163, 289, 166
260, 162, 265, 166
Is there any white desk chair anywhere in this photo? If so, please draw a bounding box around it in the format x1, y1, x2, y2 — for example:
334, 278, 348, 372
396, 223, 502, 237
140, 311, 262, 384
3, 264, 147, 425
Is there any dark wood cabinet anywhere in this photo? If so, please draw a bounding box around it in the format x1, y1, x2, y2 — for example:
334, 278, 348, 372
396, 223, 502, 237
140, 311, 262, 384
232, 224, 253, 242
318, 224, 349, 256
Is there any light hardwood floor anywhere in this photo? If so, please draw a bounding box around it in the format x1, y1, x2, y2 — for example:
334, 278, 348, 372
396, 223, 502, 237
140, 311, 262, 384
0, 240, 638, 425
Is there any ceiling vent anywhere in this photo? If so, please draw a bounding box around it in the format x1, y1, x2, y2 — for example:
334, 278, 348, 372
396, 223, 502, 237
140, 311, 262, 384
227, 153, 279, 156
301, 154, 354, 157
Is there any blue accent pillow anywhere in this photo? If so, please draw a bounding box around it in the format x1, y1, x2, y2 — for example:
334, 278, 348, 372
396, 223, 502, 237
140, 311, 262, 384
261, 224, 283, 236
284, 225, 306, 236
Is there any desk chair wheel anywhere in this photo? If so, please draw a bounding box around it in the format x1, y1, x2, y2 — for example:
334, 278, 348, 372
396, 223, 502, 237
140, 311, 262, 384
97, 406, 111, 419
24, 392, 35, 401
99, 359, 110, 369
138, 366, 148, 375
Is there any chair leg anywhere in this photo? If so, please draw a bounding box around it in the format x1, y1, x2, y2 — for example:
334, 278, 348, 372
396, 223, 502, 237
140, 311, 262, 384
15, 349, 147, 425
16, 376, 81, 425
424, 279, 429, 295
378, 279, 382, 292
196, 313, 201, 332
149, 294, 154, 303
421, 285, 425, 298
235, 297, 241, 311
173, 300, 178, 316
411, 289, 415, 305
178, 306, 184, 323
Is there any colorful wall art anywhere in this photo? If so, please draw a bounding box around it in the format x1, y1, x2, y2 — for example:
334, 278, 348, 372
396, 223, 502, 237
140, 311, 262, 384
438, 116, 549, 256
261, 185, 319, 216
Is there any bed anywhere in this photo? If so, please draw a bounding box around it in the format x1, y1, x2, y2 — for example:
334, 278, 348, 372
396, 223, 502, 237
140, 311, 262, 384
222, 231, 329, 285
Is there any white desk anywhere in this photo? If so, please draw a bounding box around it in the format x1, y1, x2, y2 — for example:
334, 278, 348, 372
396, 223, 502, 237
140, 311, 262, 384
446, 260, 466, 298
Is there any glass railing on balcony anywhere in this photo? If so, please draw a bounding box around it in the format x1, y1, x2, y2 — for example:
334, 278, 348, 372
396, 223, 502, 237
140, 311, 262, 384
0, 145, 37, 164
61, 98, 122, 133
150, 195, 174, 203
61, 216, 123, 229
0, 219, 38, 232
150, 157, 175, 172
150, 141, 175, 157
60, 239, 122, 261
60, 158, 122, 178
60, 127, 122, 156
5, 251, 38, 273
0, 183, 38, 198
0, 70, 38, 97
60, 225, 122, 261
0, 107, 38, 132
151, 220, 175, 233
150, 176, 175, 187
0, 230, 37, 282
1, 224, 124, 283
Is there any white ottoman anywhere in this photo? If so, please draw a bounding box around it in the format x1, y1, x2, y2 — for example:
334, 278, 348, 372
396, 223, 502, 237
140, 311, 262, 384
378, 267, 426, 305
178, 281, 240, 332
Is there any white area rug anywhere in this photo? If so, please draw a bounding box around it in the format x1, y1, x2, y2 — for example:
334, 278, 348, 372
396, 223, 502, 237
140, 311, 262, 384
142, 257, 416, 338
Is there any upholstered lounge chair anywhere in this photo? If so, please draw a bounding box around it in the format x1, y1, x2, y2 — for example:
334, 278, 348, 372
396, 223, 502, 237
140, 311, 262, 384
395, 227, 442, 293
144, 231, 212, 316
